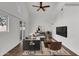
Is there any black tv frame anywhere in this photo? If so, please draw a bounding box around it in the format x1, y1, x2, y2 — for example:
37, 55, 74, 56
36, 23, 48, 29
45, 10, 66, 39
56, 26, 67, 38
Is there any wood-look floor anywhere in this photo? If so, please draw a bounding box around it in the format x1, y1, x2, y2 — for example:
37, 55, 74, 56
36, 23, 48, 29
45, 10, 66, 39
4, 39, 78, 56
4, 44, 22, 56
4, 44, 71, 56
4, 43, 77, 56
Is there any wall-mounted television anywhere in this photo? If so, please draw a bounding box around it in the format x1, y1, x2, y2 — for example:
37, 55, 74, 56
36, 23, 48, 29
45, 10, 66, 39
56, 26, 67, 38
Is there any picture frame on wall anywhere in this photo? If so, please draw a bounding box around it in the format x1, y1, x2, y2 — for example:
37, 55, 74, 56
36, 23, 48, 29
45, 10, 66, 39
0, 16, 9, 32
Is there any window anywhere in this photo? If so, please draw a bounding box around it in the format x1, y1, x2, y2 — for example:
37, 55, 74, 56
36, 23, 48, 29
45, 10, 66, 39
0, 16, 9, 32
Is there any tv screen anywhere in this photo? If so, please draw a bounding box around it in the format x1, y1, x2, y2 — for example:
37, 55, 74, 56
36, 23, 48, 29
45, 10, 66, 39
56, 26, 67, 37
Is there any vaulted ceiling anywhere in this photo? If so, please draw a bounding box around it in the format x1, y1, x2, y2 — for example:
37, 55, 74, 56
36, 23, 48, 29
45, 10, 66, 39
25, 2, 65, 24
25, 2, 65, 32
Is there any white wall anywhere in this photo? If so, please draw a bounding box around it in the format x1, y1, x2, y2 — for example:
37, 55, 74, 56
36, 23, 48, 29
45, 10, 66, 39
0, 10, 20, 55
16, 2, 30, 36
0, 2, 30, 36
52, 4, 79, 55
0, 2, 29, 55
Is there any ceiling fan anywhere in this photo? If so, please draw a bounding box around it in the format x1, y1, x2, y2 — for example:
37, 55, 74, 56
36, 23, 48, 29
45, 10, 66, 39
32, 2, 50, 12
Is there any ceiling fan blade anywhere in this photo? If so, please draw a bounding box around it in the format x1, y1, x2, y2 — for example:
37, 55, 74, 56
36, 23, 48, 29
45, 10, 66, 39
43, 5, 50, 8
37, 8, 40, 11
42, 8, 45, 11
32, 5, 39, 7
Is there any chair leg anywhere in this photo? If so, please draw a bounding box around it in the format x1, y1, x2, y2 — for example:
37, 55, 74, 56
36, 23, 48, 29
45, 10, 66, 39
53, 50, 62, 56
53, 51, 58, 56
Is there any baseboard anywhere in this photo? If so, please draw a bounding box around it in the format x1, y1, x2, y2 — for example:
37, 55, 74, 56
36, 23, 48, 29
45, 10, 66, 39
3, 42, 20, 56
62, 45, 78, 56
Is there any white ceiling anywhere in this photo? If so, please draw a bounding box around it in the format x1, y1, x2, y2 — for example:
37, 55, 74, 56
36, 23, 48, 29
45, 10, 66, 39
24, 2, 65, 32
25, 2, 65, 24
